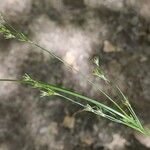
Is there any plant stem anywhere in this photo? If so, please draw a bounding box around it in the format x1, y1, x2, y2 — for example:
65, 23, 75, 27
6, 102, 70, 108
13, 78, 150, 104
28, 41, 128, 116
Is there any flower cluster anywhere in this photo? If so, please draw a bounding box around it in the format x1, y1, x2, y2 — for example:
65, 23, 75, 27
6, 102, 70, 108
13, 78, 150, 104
0, 13, 30, 42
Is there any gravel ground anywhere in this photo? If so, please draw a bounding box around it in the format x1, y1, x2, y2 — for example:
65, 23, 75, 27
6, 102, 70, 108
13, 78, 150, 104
0, 0, 150, 150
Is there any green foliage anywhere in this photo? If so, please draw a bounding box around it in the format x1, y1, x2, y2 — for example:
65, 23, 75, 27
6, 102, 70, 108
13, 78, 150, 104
20, 74, 149, 135
0, 13, 30, 42
0, 25, 15, 39
0, 13, 150, 136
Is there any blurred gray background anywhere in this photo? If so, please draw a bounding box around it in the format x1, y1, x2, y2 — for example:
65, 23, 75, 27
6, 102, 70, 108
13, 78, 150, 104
0, 0, 150, 150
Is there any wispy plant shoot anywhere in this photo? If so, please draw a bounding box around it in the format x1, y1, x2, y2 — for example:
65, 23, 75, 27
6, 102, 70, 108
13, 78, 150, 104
0, 13, 150, 136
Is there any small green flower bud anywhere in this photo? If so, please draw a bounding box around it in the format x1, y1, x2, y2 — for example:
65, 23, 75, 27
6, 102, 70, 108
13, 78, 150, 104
93, 57, 100, 66
40, 90, 58, 97
22, 74, 32, 82
84, 104, 94, 113
92, 67, 108, 82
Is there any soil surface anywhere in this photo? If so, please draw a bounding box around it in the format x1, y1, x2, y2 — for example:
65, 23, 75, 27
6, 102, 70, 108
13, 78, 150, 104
0, 0, 150, 150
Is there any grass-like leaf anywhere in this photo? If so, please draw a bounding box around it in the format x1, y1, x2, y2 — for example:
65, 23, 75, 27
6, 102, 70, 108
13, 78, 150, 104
0, 13, 150, 136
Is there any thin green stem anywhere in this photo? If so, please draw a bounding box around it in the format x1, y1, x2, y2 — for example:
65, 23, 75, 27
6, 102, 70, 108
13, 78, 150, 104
26, 79, 128, 120
0, 79, 19, 82
29, 42, 127, 116
22, 78, 146, 133
115, 84, 143, 128
0, 16, 133, 117
0, 77, 148, 135
0, 15, 149, 136
58, 93, 85, 107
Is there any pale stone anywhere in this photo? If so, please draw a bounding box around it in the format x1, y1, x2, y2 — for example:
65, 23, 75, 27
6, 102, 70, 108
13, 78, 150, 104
105, 134, 127, 150
139, 0, 150, 21
134, 126, 150, 148
80, 132, 94, 145
103, 40, 116, 53
84, 0, 124, 11
63, 116, 75, 129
